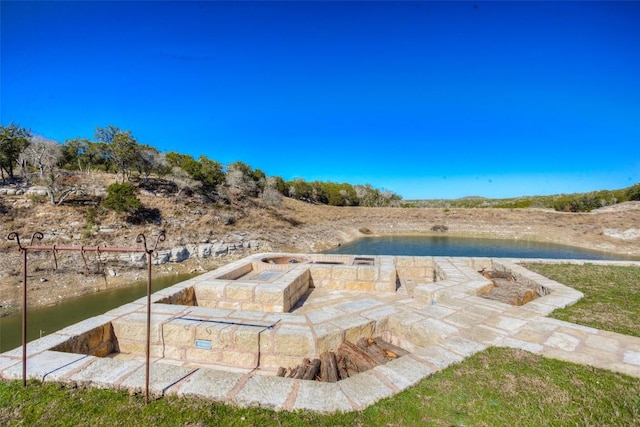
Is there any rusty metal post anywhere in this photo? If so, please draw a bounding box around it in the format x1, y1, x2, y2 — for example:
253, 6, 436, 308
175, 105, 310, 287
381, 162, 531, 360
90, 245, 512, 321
8, 232, 43, 387
21, 244, 27, 387
136, 232, 165, 405
7, 231, 165, 394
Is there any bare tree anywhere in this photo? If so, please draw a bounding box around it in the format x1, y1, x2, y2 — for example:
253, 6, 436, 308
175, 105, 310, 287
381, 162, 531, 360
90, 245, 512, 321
21, 135, 63, 179
167, 166, 198, 197
261, 177, 283, 206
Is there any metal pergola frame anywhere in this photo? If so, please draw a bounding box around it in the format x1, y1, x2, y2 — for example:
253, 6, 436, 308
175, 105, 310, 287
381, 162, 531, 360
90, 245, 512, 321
7, 231, 165, 404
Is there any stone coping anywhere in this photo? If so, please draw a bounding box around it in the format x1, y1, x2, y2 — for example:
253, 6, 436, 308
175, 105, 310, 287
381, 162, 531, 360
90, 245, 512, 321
1, 255, 639, 413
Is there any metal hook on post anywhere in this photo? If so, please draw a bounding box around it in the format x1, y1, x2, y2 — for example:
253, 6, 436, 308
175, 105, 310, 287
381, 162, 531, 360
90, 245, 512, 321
136, 231, 166, 256
30, 232, 44, 247
7, 232, 25, 252
80, 246, 89, 276
52, 245, 58, 271
95, 246, 104, 273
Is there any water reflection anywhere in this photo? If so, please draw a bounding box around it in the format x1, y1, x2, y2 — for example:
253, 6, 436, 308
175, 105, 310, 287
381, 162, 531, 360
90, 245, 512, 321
0, 273, 199, 353
326, 235, 638, 260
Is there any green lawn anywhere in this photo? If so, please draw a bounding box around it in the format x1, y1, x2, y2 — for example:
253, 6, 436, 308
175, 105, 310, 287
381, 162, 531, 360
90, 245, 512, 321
1, 264, 639, 426
524, 263, 640, 337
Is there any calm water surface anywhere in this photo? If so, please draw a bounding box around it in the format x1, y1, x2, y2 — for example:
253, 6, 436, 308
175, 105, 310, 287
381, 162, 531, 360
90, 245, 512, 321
326, 235, 638, 260
0, 273, 198, 353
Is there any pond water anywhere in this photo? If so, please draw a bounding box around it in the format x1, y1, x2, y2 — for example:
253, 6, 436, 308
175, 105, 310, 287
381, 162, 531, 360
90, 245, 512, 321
326, 235, 639, 260
0, 273, 198, 353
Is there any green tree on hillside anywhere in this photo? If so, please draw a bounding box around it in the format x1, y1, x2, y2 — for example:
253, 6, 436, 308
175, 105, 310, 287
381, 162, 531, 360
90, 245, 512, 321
102, 182, 142, 213
165, 152, 224, 200
95, 126, 139, 182
61, 139, 112, 173
0, 123, 31, 181
627, 183, 640, 201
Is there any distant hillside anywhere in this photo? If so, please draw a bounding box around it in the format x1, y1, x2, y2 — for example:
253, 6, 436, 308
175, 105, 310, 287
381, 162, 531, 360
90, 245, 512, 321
404, 184, 640, 212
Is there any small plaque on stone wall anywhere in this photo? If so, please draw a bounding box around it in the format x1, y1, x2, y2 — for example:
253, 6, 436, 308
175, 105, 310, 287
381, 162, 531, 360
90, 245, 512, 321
195, 339, 212, 350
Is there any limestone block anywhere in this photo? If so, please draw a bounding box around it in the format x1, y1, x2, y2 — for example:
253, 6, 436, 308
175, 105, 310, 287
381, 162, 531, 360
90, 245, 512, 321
378, 265, 397, 283
409, 318, 458, 346
162, 319, 197, 347
331, 316, 375, 343
111, 313, 170, 344
115, 340, 164, 358
321, 280, 344, 290
92, 342, 114, 357
414, 283, 444, 304
331, 266, 357, 280
257, 329, 274, 353
217, 301, 242, 310
232, 374, 295, 411
310, 279, 328, 288
173, 368, 242, 401
225, 282, 256, 301
241, 302, 264, 311
234, 326, 260, 352
309, 266, 331, 279
357, 267, 377, 281
162, 345, 186, 360
195, 282, 227, 300
195, 322, 233, 350
259, 354, 304, 370
314, 323, 344, 354
293, 379, 354, 413
394, 257, 416, 267
412, 345, 465, 370
345, 281, 373, 291
116, 339, 144, 355
386, 311, 424, 338
274, 324, 314, 357
221, 351, 257, 368
185, 347, 221, 364
374, 281, 396, 292
255, 285, 285, 305
414, 257, 434, 267
338, 372, 395, 410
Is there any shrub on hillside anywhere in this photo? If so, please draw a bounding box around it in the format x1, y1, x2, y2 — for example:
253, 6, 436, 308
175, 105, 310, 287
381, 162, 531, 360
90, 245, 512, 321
102, 182, 142, 213
627, 183, 640, 201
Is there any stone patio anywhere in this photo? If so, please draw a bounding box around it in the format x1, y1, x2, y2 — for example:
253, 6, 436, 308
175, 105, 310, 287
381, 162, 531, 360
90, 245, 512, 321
1, 253, 639, 412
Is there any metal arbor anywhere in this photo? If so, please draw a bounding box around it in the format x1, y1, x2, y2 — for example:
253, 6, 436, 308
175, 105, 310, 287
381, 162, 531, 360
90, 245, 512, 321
6, 231, 165, 404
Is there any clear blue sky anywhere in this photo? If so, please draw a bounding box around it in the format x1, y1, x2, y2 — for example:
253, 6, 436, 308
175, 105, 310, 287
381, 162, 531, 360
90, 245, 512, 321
2, 1, 639, 199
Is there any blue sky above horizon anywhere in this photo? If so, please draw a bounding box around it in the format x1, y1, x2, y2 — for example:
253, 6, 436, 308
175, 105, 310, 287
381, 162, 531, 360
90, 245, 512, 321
2, 1, 639, 200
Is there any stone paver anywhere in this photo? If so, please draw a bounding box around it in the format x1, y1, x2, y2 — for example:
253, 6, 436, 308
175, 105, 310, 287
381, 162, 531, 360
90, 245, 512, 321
2, 254, 640, 413
292, 380, 353, 412
171, 367, 243, 401
231, 374, 295, 410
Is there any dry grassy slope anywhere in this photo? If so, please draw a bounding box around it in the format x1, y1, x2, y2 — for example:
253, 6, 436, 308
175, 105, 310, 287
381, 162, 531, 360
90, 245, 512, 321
1, 176, 639, 316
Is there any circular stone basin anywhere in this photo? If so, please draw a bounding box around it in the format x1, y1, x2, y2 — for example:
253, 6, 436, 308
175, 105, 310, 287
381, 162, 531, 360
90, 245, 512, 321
261, 256, 309, 265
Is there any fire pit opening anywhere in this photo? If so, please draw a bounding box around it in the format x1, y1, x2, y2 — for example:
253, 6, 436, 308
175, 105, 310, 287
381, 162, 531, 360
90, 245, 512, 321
261, 256, 309, 265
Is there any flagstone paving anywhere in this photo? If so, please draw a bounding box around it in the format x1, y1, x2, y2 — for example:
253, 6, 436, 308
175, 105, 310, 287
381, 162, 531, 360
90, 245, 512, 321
1, 254, 639, 412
